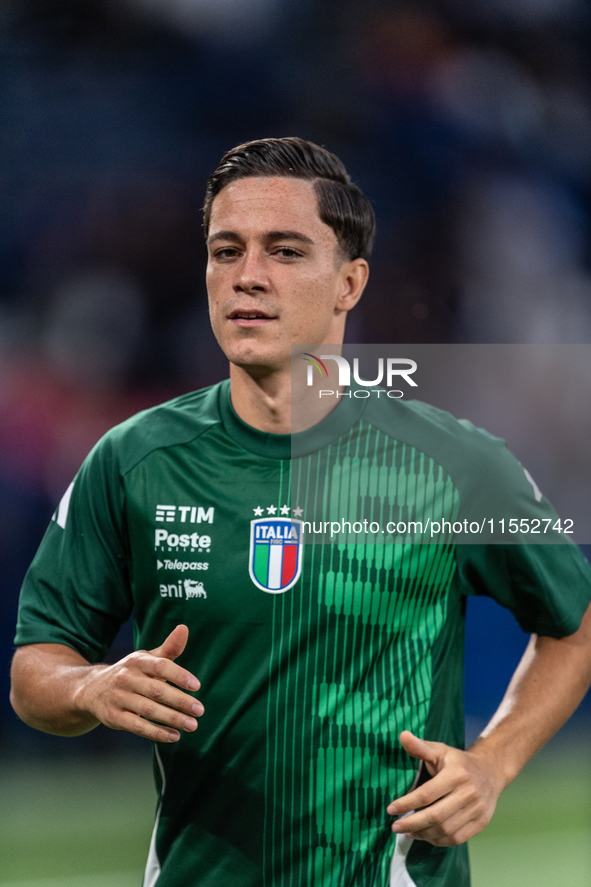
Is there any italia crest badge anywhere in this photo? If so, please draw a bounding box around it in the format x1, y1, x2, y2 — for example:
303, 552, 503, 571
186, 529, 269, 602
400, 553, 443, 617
249, 518, 303, 593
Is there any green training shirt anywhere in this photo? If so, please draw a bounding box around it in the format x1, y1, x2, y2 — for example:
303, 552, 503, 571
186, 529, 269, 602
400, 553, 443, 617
15, 380, 591, 887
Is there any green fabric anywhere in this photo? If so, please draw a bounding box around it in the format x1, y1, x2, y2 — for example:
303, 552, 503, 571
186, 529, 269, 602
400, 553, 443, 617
15, 380, 591, 887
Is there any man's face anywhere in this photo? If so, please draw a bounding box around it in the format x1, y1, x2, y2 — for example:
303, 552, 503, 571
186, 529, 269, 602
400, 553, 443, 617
206, 176, 367, 374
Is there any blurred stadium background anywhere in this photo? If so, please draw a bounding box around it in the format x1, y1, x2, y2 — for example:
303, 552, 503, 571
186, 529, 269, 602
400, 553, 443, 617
1, 0, 590, 883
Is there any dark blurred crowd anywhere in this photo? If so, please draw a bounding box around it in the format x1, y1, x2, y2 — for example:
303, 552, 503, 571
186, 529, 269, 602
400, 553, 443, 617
1, 0, 591, 751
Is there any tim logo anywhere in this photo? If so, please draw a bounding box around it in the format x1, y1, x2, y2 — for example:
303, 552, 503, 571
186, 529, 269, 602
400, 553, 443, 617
184, 579, 206, 599
249, 518, 303, 594
155, 505, 214, 523
303, 354, 417, 388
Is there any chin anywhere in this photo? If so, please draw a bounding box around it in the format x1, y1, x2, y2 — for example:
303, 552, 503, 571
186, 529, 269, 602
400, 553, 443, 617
227, 348, 288, 375
222, 337, 284, 370
232, 356, 285, 374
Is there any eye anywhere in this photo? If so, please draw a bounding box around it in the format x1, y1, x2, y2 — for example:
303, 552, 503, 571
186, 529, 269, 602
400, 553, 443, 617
212, 247, 241, 260
273, 247, 303, 259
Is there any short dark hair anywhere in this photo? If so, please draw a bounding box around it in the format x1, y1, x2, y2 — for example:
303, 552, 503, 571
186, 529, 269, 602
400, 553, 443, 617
203, 137, 376, 261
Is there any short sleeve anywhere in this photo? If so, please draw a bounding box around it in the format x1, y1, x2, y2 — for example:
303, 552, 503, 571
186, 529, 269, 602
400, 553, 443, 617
14, 432, 132, 662
456, 542, 591, 637
451, 420, 574, 541
452, 422, 591, 637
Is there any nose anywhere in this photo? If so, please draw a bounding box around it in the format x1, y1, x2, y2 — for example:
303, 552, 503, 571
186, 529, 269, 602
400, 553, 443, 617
233, 248, 269, 294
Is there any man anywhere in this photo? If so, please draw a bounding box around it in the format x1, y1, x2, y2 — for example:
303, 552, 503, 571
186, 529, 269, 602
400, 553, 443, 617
11, 137, 591, 887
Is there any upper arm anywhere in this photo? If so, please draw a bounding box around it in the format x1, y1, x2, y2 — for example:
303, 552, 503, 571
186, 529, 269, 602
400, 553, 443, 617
15, 433, 133, 662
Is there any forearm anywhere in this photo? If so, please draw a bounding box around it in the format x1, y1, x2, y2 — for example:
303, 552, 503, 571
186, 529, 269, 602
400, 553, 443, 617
469, 602, 591, 790
10, 644, 104, 736
11, 626, 204, 743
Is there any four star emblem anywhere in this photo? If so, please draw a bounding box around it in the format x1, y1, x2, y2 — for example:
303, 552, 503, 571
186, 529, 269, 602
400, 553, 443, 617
252, 505, 304, 517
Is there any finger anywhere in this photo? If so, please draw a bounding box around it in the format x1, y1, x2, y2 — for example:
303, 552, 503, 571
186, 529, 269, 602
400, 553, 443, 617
112, 710, 183, 743
392, 789, 472, 834
151, 624, 189, 661
399, 731, 442, 771
401, 807, 481, 847
128, 695, 200, 734
135, 651, 200, 691
387, 769, 457, 816
131, 675, 205, 718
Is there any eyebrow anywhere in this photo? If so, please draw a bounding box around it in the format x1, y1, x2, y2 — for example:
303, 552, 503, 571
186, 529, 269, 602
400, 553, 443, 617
207, 230, 315, 246
265, 231, 315, 245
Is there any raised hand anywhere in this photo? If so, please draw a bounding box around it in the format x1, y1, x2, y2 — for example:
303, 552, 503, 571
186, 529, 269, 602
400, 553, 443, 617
76, 624, 204, 743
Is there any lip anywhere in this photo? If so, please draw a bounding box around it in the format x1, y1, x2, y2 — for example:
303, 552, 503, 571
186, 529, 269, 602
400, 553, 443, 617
228, 309, 277, 327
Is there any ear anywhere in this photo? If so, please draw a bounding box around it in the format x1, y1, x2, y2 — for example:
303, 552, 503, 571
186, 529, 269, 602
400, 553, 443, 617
335, 258, 369, 313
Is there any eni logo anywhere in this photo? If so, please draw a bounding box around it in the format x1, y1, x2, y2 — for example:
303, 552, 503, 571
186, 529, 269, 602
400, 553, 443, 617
159, 579, 207, 599
184, 579, 206, 599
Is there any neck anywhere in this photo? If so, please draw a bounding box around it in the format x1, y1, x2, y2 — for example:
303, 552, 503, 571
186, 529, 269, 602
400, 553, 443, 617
229, 362, 340, 434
